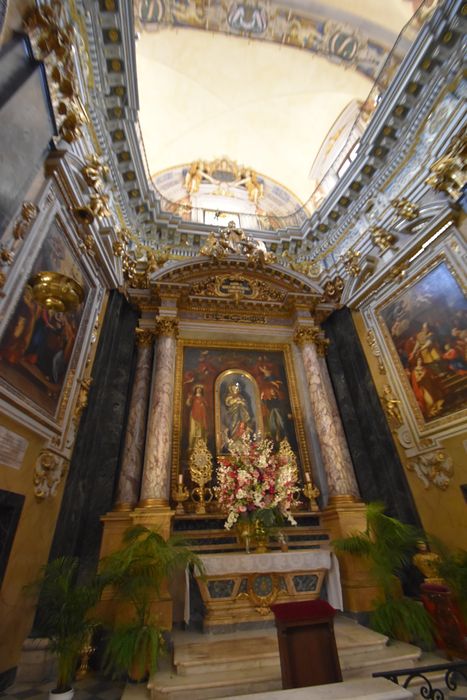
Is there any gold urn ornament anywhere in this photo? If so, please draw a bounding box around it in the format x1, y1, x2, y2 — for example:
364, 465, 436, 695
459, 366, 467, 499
29, 271, 84, 313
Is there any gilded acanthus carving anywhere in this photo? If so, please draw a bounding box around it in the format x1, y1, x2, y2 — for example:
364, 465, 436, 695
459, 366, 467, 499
24, 2, 89, 143
73, 378, 93, 425
425, 131, 466, 201
370, 226, 397, 253
33, 450, 68, 500
293, 326, 329, 355
341, 249, 361, 276
155, 318, 179, 338
135, 328, 155, 347
366, 329, 386, 374
322, 275, 344, 303
13, 202, 39, 240
200, 221, 276, 266
391, 197, 420, 221
407, 450, 453, 490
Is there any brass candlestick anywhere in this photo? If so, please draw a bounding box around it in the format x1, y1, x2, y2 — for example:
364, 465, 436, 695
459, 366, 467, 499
189, 438, 213, 515
172, 476, 189, 514
303, 473, 320, 512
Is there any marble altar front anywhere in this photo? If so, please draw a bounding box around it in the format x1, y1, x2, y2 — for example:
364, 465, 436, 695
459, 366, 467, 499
189, 549, 342, 631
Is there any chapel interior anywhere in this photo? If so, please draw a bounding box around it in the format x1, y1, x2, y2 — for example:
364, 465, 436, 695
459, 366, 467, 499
0, 0, 466, 696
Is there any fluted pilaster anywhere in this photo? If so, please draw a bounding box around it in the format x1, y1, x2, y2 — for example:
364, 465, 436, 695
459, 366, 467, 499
139, 318, 179, 506
294, 325, 359, 499
114, 329, 154, 510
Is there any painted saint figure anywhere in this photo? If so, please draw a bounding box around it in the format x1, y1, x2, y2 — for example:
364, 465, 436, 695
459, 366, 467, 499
186, 384, 208, 450
224, 381, 252, 442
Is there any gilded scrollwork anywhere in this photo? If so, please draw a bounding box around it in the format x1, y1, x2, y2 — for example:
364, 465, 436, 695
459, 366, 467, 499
407, 450, 453, 490
189, 275, 285, 303
33, 450, 68, 500
155, 317, 179, 338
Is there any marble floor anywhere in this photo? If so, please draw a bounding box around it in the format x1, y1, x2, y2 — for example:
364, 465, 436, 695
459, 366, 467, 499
0, 674, 125, 700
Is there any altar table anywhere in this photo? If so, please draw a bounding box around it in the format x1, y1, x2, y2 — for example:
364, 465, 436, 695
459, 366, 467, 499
189, 549, 342, 631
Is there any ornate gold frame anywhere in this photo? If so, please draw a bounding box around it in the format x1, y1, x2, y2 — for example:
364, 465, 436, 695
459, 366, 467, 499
171, 339, 312, 495
375, 253, 467, 434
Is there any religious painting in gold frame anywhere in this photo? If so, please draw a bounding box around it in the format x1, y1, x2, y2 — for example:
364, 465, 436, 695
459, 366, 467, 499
172, 340, 311, 491
377, 260, 467, 428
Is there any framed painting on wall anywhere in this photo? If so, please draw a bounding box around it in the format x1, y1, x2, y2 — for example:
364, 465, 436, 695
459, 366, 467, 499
0, 218, 90, 418
378, 261, 467, 425
173, 341, 311, 485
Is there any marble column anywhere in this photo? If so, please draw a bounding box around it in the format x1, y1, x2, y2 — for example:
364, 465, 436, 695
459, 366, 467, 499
139, 317, 178, 507
294, 325, 359, 500
114, 329, 155, 510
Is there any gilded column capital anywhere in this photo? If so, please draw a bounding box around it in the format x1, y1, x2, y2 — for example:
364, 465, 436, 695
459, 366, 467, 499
135, 328, 155, 347
154, 317, 179, 338
293, 325, 329, 356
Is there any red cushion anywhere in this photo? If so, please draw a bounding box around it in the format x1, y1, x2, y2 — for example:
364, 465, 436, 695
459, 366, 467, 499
270, 600, 337, 623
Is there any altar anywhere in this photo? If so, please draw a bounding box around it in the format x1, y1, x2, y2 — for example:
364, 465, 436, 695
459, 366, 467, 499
189, 549, 342, 631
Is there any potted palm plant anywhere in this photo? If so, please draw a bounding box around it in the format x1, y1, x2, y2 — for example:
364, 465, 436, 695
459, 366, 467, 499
100, 524, 203, 682
333, 502, 434, 645
27, 556, 103, 699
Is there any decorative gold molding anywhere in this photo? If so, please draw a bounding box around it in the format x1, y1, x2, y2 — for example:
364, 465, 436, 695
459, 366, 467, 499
13, 202, 39, 240
293, 325, 329, 356
322, 275, 344, 304
73, 377, 93, 425
365, 329, 386, 375
341, 249, 361, 276
379, 384, 403, 431
370, 226, 397, 253
155, 317, 179, 338
34, 450, 68, 500
391, 197, 420, 221
425, 131, 466, 201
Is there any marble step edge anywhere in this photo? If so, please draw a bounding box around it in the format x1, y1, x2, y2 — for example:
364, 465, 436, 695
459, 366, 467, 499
149, 666, 282, 694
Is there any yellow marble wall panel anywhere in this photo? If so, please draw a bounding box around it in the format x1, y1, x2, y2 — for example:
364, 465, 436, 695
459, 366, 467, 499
0, 415, 64, 676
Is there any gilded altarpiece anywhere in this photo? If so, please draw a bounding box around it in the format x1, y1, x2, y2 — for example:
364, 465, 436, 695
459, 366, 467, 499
172, 341, 311, 494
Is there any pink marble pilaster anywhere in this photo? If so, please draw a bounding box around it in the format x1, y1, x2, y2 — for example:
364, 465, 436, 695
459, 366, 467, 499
295, 328, 359, 499
139, 319, 178, 506
114, 330, 154, 509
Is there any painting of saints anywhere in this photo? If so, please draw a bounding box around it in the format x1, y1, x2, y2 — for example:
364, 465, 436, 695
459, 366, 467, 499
186, 384, 207, 450
380, 262, 467, 421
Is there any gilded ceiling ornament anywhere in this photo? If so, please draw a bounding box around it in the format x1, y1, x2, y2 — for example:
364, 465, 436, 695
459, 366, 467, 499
112, 241, 125, 257
425, 131, 466, 201
89, 193, 111, 219
155, 317, 179, 338
33, 450, 68, 500
293, 325, 329, 355
407, 450, 453, 490
135, 328, 155, 347
13, 202, 39, 240
201, 221, 275, 266
184, 158, 264, 203
391, 197, 420, 221
282, 251, 321, 278
369, 225, 397, 253
341, 249, 361, 276
379, 384, 402, 429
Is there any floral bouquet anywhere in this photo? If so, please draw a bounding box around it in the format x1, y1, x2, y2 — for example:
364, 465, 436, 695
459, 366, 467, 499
215, 434, 300, 530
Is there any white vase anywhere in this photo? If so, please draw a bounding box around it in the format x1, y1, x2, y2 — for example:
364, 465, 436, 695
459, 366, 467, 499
49, 689, 74, 700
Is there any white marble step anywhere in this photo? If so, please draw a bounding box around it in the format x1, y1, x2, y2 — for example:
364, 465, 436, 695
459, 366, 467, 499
148, 616, 427, 700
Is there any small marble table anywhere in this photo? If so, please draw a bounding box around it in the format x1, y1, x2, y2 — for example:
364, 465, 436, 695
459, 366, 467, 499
189, 549, 342, 631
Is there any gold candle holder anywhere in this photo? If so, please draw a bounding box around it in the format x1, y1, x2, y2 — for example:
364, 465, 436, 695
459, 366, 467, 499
189, 438, 213, 515
172, 474, 189, 514
302, 472, 320, 512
